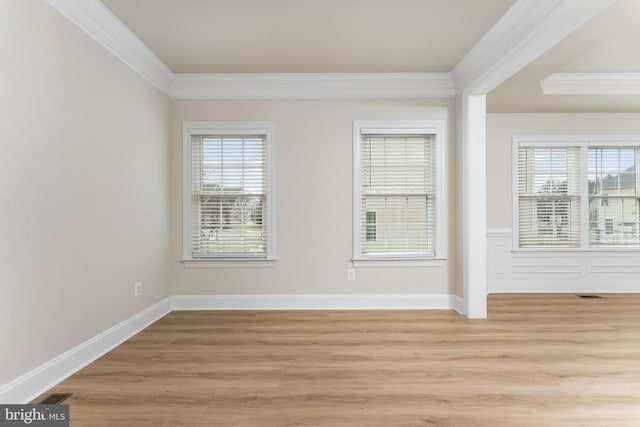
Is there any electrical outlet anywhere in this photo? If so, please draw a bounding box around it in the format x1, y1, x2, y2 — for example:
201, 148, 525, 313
134, 282, 142, 297
347, 269, 356, 281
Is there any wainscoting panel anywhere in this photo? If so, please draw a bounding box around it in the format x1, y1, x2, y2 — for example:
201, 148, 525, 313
487, 228, 640, 293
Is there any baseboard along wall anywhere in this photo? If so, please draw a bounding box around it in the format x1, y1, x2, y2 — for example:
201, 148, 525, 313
0, 293, 461, 404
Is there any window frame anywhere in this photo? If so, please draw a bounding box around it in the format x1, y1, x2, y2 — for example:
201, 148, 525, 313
513, 135, 640, 253
352, 120, 446, 267
182, 121, 275, 268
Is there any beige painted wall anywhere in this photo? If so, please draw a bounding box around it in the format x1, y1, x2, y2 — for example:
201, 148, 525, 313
170, 99, 457, 296
487, 113, 640, 228
0, 0, 171, 386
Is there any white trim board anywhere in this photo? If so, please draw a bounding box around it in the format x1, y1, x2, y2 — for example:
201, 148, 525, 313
453, 0, 615, 94
489, 280, 640, 294
452, 295, 465, 316
0, 298, 173, 404
541, 73, 640, 95
169, 73, 455, 99
0, 293, 461, 403
172, 294, 458, 311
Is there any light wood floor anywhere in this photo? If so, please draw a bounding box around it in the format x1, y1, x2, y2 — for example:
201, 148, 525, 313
35, 294, 640, 426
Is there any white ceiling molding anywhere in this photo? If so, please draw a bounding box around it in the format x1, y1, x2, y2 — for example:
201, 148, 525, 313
453, 0, 615, 95
169, 73, 455, 99
46, 0, 613, 100
45, 0, 173, 93
541, 73, 640, 95
43, 0, 455, 99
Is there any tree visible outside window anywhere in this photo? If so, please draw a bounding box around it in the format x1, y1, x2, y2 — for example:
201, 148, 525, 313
183, 122, 273, 262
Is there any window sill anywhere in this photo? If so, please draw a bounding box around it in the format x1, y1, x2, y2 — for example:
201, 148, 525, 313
351, 258, 446, 268
181, 258, 277, 268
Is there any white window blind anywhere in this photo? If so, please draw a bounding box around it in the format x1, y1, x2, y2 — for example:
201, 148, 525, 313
515, 137, 640, 251
589, 147, 640, 247
190, 133, 267, 257
360, 133, 435, 256
517, 147, 581, 247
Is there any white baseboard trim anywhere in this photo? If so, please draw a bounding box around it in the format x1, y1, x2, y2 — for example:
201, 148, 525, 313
452, 295, 465, 316
171, 294, 458, 310
488, 280, 640, 294
1, 293, 461, 403
0, 297, 172, 404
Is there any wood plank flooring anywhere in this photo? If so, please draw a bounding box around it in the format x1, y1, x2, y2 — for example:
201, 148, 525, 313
35, 294, 640, 426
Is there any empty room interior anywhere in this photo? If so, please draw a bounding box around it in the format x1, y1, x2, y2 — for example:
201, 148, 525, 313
3, 0, 640, 425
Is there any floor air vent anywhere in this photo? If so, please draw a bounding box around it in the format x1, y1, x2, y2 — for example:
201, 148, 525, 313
39, 393, 72, 404
576, 295, 604, 299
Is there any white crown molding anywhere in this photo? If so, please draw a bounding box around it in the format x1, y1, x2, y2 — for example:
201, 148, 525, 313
453, 0, 615, 95
45, 1, 454, 99
169, 73, 455, 99
0, 298, 172, 404
48, 0, 615, 100
541, 73, 640, 95
45, 0, 173, 93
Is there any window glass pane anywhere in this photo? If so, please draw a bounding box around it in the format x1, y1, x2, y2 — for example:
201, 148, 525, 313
589, 147, 636, 196
361, 195, 433, 254
192, 135, 267, 256
589, 147, 640, 246
361, 134, 435, 256
517, 147, 580, 247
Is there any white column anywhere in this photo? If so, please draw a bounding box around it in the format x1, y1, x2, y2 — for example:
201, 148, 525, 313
462, 94, 487, 319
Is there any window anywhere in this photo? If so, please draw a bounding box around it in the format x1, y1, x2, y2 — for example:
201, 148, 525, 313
353, 121, 444, 263
514, 136, 640, 250
589, 147, 640, 246
517, 146, 581, 247
183, 122, 274, 265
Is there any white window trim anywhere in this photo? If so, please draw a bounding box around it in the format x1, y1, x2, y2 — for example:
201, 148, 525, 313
182, 121, 276, 268
352, 120, 446, 266
352, 258, 446, 268
512, 134, 640, 253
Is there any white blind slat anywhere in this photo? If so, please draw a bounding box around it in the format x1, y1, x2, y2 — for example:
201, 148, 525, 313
517, 141, 640, 250
191, 134, 267, 256
517, 147, 581, 248
361, 134, 435, 256
588, 147, 640, 246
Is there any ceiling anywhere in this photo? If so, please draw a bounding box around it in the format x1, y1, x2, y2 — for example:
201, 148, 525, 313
101, 0, 513, 74
99, 0, 640, 113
